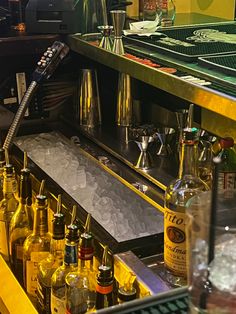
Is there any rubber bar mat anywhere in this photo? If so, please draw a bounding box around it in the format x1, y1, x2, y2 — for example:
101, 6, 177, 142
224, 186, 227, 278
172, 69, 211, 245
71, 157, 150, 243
198, 54, 236, 76
97, 288, 188, 313
124, 22, 236, 62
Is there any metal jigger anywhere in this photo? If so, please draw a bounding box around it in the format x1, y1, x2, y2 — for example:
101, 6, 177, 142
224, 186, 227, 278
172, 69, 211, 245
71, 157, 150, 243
156, 127, 176, 156
98, 25, 113, 51
135, 136, 154, 170
110, 10, 126, 55
116, 73, 133, 126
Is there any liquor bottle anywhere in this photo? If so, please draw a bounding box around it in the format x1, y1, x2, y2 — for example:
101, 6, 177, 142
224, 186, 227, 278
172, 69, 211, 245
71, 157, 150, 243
51, 206, 79, 314
0, 147, 6, 201
37, 194, 65, 314
65, 214, 96, 314
160, 0, 176, 26
164, 127, 209, 287
9, 152, 33, 285
117, 272, 137, 303
0, 150, 19, 262
217, 137, 236, 192
23, 180, 51, 305
95, 246, 114, 310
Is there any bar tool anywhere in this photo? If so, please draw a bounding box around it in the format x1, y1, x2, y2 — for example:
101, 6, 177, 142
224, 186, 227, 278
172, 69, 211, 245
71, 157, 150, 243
116, 73, 133, 126
110, 10, 126, 55
130, 125, 157, 170
135, 136, 154, 170
98, 25, 114, 51
155, 127, 176, 156
79, 69, 102, 128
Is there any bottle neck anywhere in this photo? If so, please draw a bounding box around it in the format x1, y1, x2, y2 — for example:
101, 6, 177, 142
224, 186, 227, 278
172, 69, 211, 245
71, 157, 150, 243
63, 239, 78, 267
33, 204, 48, 235
79, 258, 94, 271
3, 175, 17, 195
19, 174, 32, 206
178, 141, 198, 178
50, 238, 65, 260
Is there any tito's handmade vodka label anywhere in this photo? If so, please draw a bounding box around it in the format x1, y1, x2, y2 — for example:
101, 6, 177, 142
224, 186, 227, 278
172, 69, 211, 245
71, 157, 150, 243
164, 207, 186, 276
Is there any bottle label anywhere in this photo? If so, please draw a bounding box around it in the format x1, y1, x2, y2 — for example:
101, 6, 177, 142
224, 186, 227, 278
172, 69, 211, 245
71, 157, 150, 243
218, 172, 236, 190
3, 178, 17, 194
164, 207, 187, 276
96, 284, 113, 295
64, 243, 78, 265
37, 279, 51, 313
26, 252, 49, 297
51, 292, 66, 314
0, 220, 9, 261
16, 244, 23, 260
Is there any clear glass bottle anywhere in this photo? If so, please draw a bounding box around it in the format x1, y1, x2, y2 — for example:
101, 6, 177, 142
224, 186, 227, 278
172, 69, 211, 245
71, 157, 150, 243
218, 137, 236, 193
37, 194, 65, 314
23, 180, 51, 305
0, 156, 19, 262
9, 153, 33, 285
164, 127, 209, 287
160, 0, 176, 26
65, 214, 96, 314
0, 147, 6, 201
51, 206, 79, 314
95, 246, 114, 310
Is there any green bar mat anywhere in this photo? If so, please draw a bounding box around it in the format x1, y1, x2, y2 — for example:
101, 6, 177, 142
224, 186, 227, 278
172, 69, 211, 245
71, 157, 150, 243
97, 287, 188, 314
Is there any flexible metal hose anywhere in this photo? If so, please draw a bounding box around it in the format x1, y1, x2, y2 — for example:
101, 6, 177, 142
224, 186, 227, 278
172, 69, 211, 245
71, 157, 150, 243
3, 81, 38, 150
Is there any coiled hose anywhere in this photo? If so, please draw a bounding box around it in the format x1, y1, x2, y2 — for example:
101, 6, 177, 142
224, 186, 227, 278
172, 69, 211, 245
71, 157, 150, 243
3, 81, 38, 150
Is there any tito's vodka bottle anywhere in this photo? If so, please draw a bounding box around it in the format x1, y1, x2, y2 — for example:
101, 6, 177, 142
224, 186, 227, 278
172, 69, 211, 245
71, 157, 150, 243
23, 180, 51, 305
51, 206, 79, 314
9, 158, 33, 285
0, 160, 19, 262
164, 127, 209, 286
37, 194, 65, 314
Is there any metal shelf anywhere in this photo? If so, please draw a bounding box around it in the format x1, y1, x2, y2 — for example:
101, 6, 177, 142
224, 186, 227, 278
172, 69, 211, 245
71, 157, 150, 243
67, 33, 236, 123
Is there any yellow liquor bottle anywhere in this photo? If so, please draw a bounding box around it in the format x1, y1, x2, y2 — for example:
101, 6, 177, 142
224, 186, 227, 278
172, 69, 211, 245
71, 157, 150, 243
37, 194, 65, 314
0, 160, 19, 262
9, 160, 33, 285
23, 180, 51, 305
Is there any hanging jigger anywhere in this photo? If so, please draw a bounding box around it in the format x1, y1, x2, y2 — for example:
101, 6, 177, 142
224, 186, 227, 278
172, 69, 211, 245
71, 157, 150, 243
98, 25, 114, 51
110, 10, 126, 55
135, 136, 155, 170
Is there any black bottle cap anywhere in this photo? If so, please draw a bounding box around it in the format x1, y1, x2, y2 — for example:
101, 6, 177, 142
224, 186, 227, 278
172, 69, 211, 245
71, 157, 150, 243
4, 163, 14, 174
0, 148, 5, 163
97, 264, 113, 286
36, 194, 47, 206
19, 168, 32, 204
53, 212, 65, 240
182, 127, 200, 142
118, 286, 137, 302
66, 223, 79, 241
97, 246, 113, 286
78, 213, 94, 260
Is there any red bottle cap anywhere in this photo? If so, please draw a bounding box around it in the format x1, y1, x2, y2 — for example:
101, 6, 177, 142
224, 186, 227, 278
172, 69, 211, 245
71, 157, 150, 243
220, 137, 234, 149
